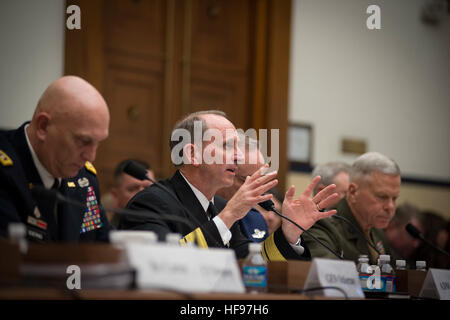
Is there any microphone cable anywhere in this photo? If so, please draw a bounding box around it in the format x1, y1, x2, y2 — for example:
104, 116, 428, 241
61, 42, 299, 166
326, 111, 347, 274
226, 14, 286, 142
258, 200, 343, 260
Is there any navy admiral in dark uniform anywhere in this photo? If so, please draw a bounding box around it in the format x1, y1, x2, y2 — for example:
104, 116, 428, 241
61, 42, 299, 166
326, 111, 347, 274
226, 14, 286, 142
0, 76, 111, 242
119, 110, 340, 260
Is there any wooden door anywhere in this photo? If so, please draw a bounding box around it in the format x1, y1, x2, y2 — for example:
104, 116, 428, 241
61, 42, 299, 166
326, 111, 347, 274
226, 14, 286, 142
65, 0, 291, 193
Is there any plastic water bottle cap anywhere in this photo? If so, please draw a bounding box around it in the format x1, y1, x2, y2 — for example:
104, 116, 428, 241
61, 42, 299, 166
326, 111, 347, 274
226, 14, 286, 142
8, 223, 26, 238
416, 261, 426, 268
249, 243, 262, 252
396, 260, 406, 267
379, 254, 390, 261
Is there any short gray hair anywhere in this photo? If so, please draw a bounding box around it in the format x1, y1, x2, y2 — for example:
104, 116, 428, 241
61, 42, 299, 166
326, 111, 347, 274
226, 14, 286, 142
169, 110, 227, 167
350, 152, 400, 182
312, 162, 351, 195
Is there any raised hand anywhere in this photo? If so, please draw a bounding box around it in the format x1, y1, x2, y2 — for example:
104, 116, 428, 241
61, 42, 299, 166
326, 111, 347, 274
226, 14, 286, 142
218, 164, 278, 229
281, 176, 340, 244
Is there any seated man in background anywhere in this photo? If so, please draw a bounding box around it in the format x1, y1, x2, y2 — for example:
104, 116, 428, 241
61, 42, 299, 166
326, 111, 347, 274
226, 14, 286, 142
119, 110, 339, 260
411, 210, 449, 269
304, 152, 399, 264
0, 76, 111, 242
312, 161, 351, 207
106, 159, 155, 227
384, 203, 424, 267
216, 136, 281, 242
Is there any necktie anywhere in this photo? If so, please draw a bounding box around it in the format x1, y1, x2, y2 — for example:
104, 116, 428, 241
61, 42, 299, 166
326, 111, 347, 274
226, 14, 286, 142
364, 229, 379, 264
206, 202, 218, 221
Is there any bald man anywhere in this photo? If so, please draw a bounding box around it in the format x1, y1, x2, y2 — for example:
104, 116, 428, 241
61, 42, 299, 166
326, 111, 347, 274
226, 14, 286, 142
0, 76, 112, 242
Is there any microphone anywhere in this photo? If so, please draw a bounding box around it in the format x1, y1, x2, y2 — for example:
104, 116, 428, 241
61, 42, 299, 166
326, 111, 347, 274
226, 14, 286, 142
406, 223, 450, 257
331, 215, 380, 255
31, 186, 197, 233
121, 160, 223, 247
258, 199, 343, 260
123, 160, 154, 183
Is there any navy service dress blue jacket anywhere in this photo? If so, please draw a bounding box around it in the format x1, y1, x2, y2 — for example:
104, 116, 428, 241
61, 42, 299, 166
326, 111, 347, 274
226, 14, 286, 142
239, 208, 269, 243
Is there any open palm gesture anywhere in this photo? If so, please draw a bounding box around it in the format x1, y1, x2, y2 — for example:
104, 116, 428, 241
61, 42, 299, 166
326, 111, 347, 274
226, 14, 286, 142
281, 176, 340, 244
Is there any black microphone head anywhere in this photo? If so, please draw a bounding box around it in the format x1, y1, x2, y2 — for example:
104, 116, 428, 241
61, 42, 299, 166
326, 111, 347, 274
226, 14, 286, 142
123, 160, 149, 181
405, 223, 422, 239
258, 199, 275, 211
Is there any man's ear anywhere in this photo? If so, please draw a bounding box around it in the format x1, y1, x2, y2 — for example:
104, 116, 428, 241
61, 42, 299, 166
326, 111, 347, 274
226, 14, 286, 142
34, 112, 51, 141
347, 182, 358, 203
183, 143, 201, 167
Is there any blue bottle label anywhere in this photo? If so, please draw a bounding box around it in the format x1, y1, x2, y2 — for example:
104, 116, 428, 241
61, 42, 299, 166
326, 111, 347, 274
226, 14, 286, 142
359, 274, 396, 292
243, 265, 267, 287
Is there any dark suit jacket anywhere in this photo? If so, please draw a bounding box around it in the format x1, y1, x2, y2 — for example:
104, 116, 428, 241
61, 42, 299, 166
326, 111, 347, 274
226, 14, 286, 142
0, 123, 111, 242
119, 170, 311, 260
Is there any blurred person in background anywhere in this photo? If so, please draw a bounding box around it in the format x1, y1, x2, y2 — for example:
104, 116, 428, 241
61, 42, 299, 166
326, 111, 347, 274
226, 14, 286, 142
411, 210, 449, 269
107, 159, 155, 227
384, 203, 424, 268
312, 161, 351, 208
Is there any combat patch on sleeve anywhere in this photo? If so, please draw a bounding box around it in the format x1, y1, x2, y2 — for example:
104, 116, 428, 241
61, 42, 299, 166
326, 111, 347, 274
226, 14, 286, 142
0, 149, 13, 166
84, 161, 97, 175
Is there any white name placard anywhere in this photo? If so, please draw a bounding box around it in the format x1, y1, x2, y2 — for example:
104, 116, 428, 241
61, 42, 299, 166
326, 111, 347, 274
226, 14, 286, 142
304, 258, 364, 298
419, 268, 450, 300
125, 243, 245, 293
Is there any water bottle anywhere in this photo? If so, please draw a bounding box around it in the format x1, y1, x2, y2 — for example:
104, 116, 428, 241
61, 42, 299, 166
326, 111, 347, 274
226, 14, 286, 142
395, 259, 406, 271
356, 254, 372, 290
8, 223, 28, 254
242, 243, 267, 293
378, 254, 396, 292
416, 260, 427, 272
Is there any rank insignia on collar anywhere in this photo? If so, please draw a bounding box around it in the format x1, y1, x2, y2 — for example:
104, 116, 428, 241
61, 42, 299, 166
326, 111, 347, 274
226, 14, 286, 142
67, 181, 76, 188
78, 177, 89, 188
251, 228, 266, 239
0, 149, 13, 166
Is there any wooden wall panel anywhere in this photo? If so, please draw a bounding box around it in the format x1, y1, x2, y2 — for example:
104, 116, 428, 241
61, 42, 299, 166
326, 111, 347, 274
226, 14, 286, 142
97, 67, 165, 189
65, 0, 292, 192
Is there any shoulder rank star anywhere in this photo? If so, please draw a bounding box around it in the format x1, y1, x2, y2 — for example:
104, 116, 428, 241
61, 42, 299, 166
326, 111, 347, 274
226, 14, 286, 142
251, 228, 266, 239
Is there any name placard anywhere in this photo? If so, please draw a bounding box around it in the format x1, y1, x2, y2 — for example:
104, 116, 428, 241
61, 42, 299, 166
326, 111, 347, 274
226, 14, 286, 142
419, 268, 450, 300
304, 258, 364, 298
125, 243, 245, 293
